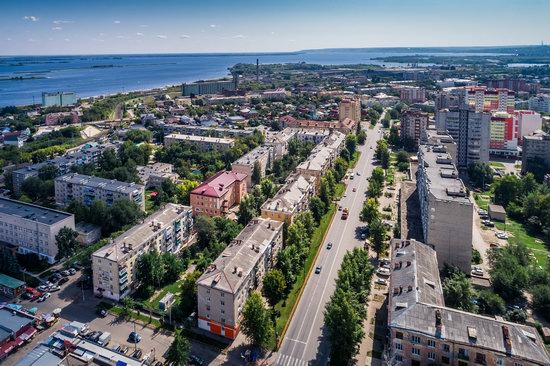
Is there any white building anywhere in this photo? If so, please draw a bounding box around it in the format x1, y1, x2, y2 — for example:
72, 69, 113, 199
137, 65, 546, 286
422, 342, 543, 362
164, 133, 235, 151
231, 145, 274, 190
529, 94, 550, 113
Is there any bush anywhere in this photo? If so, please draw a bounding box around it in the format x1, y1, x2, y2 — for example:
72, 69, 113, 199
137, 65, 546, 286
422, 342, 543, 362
472, 249, 482, 264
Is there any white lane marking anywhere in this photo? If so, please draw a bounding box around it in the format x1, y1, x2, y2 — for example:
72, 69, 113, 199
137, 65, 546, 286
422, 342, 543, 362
285, 337, 307, 345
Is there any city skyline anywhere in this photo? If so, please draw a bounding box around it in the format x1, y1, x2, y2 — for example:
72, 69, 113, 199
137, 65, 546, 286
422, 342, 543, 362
1, 0, 549, 55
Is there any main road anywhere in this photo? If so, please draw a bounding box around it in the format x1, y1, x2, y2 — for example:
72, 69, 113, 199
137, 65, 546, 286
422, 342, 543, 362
274, 122, 384, 366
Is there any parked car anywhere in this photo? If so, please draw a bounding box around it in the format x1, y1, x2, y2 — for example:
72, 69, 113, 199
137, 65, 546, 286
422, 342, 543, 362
58, 277, 69, 285
68, 268, 76, 275
50, 285, 61, 292
189, 354, 205, 366
96, 308, 107, 318
131, 349, 143, 360
315, 266, 322, 274
352, 187, 357, 192
21, 292, 33, 300
482, 220, 495, 227
61, 270, 70, 277
38, 292, 51, 302
37, 285, 49, 292
471, 267, 484, 276
377, 268, 391, 276
128, 332, 142, 343
120, 345, 129, 355
375, 278, 388, 286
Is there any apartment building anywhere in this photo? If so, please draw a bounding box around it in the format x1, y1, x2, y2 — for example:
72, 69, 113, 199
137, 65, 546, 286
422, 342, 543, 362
487, 78, 540, 94
190, 170, 247, 217
41, 91, 77, 107
294, 129, 330, 144
425, 129, 457, 165
489, 111, 542, 157
435, 91, 461, 110
196, 217, 284, 339
261, 173, 316, 224
516, 110, 542, 144
54, 174, 145, 211
182, 77, 238, 96
92, 204, 193, 301
400, 109, 429, 147
399, 86, 427, 104
464, 86, 515, 113
279, 116, 356, 134
0, 197, 75, 264
136, 162, 179, 189
522, 130, 550, 174
265, 128, 296, 161
417, 144, 473, 273
435, 107, 491, 167
164, 133, 235, 151
296, 131, 346, 186
12, 143, 115, 194
261, 88, 290, 101
339, 97, 361, 123
161, 124, 253, 138
231, 146, 274, 190
528, 94, 550, 113
388, 239, 550, 366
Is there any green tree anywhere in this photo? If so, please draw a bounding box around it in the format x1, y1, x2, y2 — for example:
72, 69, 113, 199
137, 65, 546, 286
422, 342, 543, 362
380, 148, 390, 170
175, 180, 199, 205
125, 129, 153, 143
309, 196, 326, 223
396, 151, 409, 164
161, 253, 184, 284
252, 161, 262, 186
259, 178, 276, 198
121, 297, 135, 319
55, 227, 80, 260
371, 167, 385, 186
38, 164, 59, 180
0, 246, 21, 276
237, 195, 257, 226
493, 175, 522, 207
360, 198, 379, 223
369, 218, 387, 259
241, 291, 274, 349
467, 162, 493, 189
443, 271, 476, 312
194, 215, 215, 247
532, 285, 550, 321
262, 269, 287, 306
179, 270, 201, 317
477, 290, 506, 316
136, 250, 164, 289
345, 134, 357, 157
165, 331, 191, 366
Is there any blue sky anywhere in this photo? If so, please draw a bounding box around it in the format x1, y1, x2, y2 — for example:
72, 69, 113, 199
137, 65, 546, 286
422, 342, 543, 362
1, 0, 548, 55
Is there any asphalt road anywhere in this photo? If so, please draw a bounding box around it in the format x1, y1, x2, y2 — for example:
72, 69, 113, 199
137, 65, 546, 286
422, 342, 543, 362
275, 123, 383, 366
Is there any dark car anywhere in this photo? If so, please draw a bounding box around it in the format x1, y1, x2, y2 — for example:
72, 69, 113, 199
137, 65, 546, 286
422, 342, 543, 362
96, 308, 107, 317
128, 332, 141, 343
315, 266, 322, 274
189, 354, 204, 366
21, 292, 33, 300
58, 277, 69, 285
131, 349, 142, 360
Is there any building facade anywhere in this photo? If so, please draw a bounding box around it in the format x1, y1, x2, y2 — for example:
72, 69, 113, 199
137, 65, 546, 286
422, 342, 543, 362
388, 239, 550, 366
296, 131, 346, 186
435, 107, 491, 167
161, 124, 253, 138
399, 87, 427, 104
0, 198, 75, 264
464, 86, 515, 113
400, 109, 429, 147
136, 163, 179, 189
231, 146, 274, 190
182, 77, 238, 96
417, 144, 473, 273
294, 129, 330, 144
487, 78, 540, 94
528, 94, 550, 113
92, 204, 193, 301
196, 217, 284, 339
190, 170, 247, 217
164, 133, 235, 151
54, 174, 145, 211
522, 130, 550, 174
41, 92, 77, 107
339, 97, 362, 123
265, 128, 296, 161
261, 173, 316, 224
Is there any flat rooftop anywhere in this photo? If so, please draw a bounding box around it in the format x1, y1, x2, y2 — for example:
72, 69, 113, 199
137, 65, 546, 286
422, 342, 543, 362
232, 145, 272, 166
163, 124, 253, 135
165, 133, 235, 145
0, 308, 34, 333
0, 197, 73, 226
197, 218, 283, 294
92, 203, 191, 262
262, 174, 315, 214
55, 173, 144, 194
418, 145, 470, 204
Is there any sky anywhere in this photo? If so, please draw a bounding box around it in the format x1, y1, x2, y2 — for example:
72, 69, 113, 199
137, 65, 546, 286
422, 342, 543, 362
1, 0, 549, 55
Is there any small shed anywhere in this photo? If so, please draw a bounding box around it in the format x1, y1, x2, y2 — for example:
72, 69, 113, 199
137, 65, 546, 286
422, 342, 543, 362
0, 273, 26, 298
542, 327, 550, 343
488, 204, 506, 222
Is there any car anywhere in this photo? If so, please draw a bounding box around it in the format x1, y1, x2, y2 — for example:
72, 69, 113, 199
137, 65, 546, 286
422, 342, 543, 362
375, 278, 388, 286
21, 292, 33, 300
482, 220, 495, 227
352, 187, 357, 192
119, 345, 129, 355
96, 308, 107, 317
131, 349, 143, 360
154, 362, 163, 366
50, 285, 61, 292
54, 273, 63, 280
37, 285, 49, 292
471, 268, 484, 276
61, 270, 70, 277
377, 268, 390, 276
344, 193, 347, 198
49, 275, 59, 283
189, 355, 205, 366
338, 206, 343, 211
370, 146, 373, 149
495, 231, 509, 239
361, 233, 366, 240
38, 292, 51, 302
58, 277, 69, 285
315, 266, 322, 274
356, 172, 360, 176
128, 332, 142, 343
326, 242, 333, 250
69, 268, 77, 275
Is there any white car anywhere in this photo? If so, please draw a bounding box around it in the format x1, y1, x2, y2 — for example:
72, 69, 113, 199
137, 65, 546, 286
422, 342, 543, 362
375, 278, 388, 286
495, 231, 509, 240
38, 292, 51, 302
471, 266, 484, 276
377, 268, 390, 276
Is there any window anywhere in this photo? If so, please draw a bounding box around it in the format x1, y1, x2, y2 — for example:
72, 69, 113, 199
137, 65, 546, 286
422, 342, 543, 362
395, 343, 403, 350
412, 348, 420, 356
411, 335, 421, 344
221, 292, 224, 297
475, 353, 487, 365
221, 300, 225, 306
395, 355, 403, 362
427, 339, 436, 348
396, 332, 403, 340
441, 356, 450, 365
496, 360, 504, 366
458, 362, 468, 366
428, 352, 436, 360
514, 363, 523, 366
443, 344, 450, 352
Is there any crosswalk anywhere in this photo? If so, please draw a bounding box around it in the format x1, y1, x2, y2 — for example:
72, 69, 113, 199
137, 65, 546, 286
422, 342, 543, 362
274, 353, 309, 366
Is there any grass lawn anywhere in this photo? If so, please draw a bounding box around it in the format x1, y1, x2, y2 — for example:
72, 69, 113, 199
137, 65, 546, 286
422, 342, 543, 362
145, 189, 157, 213
100, 301, 163, 328
473, 193, 491, 211
143, 280, 183, 309
495, 219, 549, 268
385, 167, 395, 186
349, 151, 361, 169
273, 188, 340, 347
489, 162, 505, 168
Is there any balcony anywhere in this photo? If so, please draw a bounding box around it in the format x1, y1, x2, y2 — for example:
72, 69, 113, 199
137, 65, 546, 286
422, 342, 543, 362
458, 353, 469, 361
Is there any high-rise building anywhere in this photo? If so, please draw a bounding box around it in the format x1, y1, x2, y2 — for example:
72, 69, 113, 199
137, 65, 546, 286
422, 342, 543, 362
0, 198, 75, 264
487, 78, 540, 94
528, 94, 550, 113
338, 97, 361, 123
435, 91, 461, 110
92, 204, 193, 301
400, 109, 429, 147
181, 77, 238, 96
41, 92, 77, 107
464, 86, 515, 113
54, 174, 145, 211
490, 112, 518, 157
417, 143, 473, 273
516, 110, 542, 144
522, 130, 550, 174
399, 86, 426, 104
435, 107, 491, 167
388, 239, 550, 366
196, 217, 284, 339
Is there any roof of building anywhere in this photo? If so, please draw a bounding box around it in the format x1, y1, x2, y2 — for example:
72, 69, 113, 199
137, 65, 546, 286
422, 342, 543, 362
191, 170, 247, 198
418, 145, 471, 204
232, 145, 273, 167
197, 218, 283, 294
488, 204, 506, 214
55, 174, 144, 194
388, 239, 550, 365
14, 344, 63, 366
0, 308, 34, 333
265, 128, 296, 145
0, 273, 25, 289
524, 129, 550, 141
0, 197, 73, 226
92, 203, 191, 262
261, 174, 315, 214
165, 133, 235, 145
297, 131, 345, 173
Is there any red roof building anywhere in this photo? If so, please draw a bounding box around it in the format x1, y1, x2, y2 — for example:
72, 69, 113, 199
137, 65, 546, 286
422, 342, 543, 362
190, 170, 247, 217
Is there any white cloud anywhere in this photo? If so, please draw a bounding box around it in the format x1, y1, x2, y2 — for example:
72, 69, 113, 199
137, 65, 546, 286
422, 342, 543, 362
64, 38, 70, 42
135, 32, 144, 36
53, 20, 73, 24
232, 34, 245, 39
139, 24, 149, 28
28, 38, 37, 42
113, 20, 121, 24
210, 24, 217, 28
52, 26, 63, 31
48, 37, 53, 41
99, 33, 106, 36
116, 35, 130, 39
6, 37, 12, 41
92, 38, 105, 42
23, 16, 39, 22
156, 34, 168, 39
270, 31, 275, 35
180, 34, 191, 39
